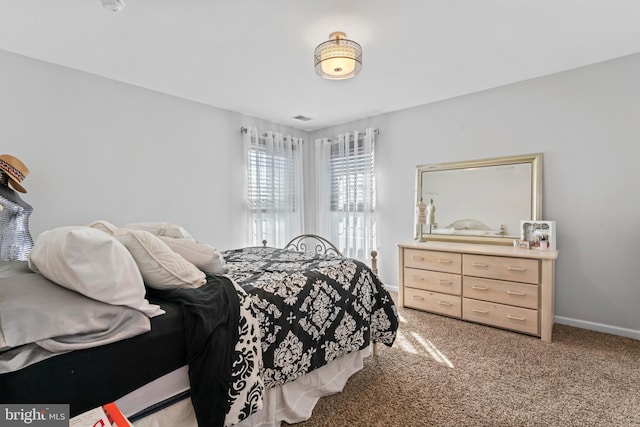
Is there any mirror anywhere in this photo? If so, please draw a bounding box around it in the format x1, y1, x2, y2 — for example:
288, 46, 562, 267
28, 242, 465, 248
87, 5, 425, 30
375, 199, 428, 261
415, 153, 542, 245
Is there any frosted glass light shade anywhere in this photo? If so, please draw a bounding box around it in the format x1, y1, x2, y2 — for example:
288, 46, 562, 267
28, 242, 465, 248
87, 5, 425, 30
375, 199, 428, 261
314, 32, 362, 80
100, 0, 125, 12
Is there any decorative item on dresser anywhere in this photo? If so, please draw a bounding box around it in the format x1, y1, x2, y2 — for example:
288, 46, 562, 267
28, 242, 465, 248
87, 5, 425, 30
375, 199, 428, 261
521, 220, 556, 250
397, 241, 559, 341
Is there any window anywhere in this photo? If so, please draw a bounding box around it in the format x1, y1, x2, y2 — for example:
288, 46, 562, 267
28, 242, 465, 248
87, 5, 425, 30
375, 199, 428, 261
330, 139, 376, 213
244, 128, 303, 247
316, 128, 376, 261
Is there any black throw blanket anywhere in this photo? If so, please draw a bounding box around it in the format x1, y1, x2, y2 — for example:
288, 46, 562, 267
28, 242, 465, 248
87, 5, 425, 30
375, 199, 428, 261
147, 274, 240, 427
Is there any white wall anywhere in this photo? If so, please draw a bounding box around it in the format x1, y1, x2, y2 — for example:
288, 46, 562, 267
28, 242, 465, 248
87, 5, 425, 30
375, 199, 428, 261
2, 48, 639, 339
0, 49, 305, 251
309, 52, 640, 339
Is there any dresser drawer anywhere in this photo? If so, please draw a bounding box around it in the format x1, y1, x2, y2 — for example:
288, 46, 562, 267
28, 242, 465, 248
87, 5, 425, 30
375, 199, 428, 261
404, 249, 461, 274
463, 254, 539, 284
463, 276, 538, 309
405, 287, 461, 318
405, 267, 461, 295
463, 298, 539, 335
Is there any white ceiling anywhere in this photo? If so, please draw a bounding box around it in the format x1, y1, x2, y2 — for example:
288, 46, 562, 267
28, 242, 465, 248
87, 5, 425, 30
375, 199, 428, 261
2, 1, 640, 131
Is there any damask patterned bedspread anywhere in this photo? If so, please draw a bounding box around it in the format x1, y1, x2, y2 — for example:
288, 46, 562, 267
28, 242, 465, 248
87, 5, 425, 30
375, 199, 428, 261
222, 247, 398, 390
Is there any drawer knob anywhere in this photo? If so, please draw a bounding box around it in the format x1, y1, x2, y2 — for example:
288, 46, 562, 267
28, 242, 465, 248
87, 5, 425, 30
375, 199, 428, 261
412, 295, 425, 301
506, 290, 526, 296
507, 266, 526, 271
438, 280, 452, 285
438, 259, 453, 264
507, 314, 526, 321
471, 262, 489, 268
471, 285, 488, 291
438, 301, 453, 306
472, 308, 489, 314
412, 276, 424, 281
413, 256, 425, 261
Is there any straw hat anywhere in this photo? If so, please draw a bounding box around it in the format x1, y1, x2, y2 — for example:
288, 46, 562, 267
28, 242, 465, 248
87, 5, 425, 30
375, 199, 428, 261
0, 154, 29, 193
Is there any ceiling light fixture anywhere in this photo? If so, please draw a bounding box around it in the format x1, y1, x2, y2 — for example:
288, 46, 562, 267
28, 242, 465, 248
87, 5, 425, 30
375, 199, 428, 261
99, 0, 125, 12
314, 32, 362, 80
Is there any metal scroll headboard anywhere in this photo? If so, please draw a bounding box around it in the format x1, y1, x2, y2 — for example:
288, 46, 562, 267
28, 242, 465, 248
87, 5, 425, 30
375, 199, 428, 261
283, 234, 343, 257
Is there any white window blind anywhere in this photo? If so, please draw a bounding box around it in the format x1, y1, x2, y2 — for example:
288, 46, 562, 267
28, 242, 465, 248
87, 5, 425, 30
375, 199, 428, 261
247, 147, 298, 212
316, 128, 376, 261
243, 128, 304, 247
330, 139, 376, 213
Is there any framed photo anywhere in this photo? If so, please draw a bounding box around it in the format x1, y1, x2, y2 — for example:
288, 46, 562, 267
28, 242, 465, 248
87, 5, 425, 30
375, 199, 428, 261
520, 220, 556, 250
513, 239, 530, 249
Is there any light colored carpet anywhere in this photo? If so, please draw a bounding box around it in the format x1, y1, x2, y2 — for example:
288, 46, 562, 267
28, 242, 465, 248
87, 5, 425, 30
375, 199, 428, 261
286, 292, 640, 427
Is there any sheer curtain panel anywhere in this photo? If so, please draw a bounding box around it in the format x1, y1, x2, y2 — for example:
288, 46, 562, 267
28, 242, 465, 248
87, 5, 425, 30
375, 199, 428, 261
244, 127, 304, 247
315, 128, 376, 261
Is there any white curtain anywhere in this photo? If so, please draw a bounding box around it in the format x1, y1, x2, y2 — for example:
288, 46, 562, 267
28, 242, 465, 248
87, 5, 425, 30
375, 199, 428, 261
243, 127, 304, 247
315, 128, 376, 261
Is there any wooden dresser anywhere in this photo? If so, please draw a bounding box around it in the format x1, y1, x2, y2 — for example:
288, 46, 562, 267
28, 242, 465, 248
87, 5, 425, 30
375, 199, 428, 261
397, 241, 559, 341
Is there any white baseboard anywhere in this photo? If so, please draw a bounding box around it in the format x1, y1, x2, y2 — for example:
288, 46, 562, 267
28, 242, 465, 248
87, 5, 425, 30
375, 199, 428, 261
384, 284, 399, 293
555, 316, 640, 340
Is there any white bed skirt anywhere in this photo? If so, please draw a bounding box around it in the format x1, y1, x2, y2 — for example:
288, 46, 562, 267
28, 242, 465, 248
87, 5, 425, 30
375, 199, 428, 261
129, 346, 371, 427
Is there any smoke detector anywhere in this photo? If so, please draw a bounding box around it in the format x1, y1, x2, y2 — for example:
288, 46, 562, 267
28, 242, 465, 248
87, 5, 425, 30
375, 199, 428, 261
100, 0, 125, 12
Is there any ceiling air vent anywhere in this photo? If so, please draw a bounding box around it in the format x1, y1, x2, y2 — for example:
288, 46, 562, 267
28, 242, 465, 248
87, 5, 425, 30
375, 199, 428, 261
292, 115, 312, 121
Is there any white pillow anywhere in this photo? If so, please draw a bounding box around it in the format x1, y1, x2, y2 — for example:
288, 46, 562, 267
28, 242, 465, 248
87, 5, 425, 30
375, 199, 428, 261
125, 222, 194, 240
114, 229, 207, 290
88, 219, 118, 235
89, 220, 207, 289
28, 226, 163, 318
159, 236, 226, 274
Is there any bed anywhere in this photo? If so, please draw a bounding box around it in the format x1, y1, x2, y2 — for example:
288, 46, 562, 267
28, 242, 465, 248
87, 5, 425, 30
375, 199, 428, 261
0, 227, 398, 427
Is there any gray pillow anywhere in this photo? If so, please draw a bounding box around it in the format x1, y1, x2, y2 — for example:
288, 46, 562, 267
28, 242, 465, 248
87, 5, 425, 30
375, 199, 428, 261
0, 271, 151, 357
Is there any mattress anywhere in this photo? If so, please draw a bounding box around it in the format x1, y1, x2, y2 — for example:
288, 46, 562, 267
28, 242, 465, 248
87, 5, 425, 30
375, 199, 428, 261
115, 366, 190, 420
0, 298, 186, 417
